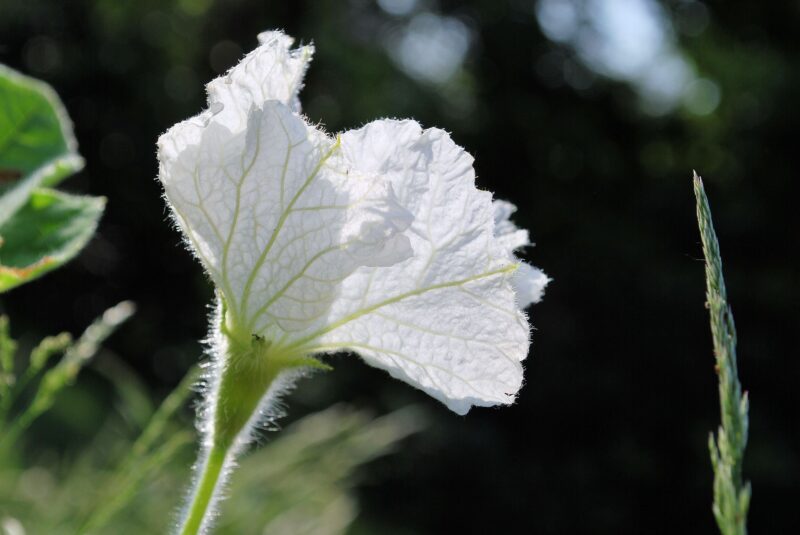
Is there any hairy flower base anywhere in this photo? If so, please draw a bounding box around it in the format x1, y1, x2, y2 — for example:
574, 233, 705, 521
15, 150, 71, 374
181, 310, 328, 535
213, 337, 292, 448
214, 313, 327, 449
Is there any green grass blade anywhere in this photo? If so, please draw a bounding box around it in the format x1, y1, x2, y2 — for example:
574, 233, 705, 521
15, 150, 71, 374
0, 301, 134, 450
694, 172, 750, 535
78, 431, 193, 535
0, 315, 16, 404
0, 331, 71, 426
77, 366, 199, 533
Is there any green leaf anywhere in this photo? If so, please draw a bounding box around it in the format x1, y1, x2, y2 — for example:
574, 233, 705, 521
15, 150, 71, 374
0, 64, 84, 225
0, 64, 83, 183
0, 188, 105, 292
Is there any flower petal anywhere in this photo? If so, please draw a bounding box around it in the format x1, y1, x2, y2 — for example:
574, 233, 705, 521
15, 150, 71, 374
293, 120, 540, 414
157, 30, 547, 416
158, 103, 412, 338
208, 31, 313, 131
512, 262, 550, 308
493, 200, 529, 252
492, 199, 549, 307
158, 31, 312, 164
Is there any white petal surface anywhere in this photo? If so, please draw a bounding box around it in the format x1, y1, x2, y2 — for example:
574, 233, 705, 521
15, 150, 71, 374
493, 200, 530, 252
512, 263, 550, 308
291, 120, 539, 414
158, 102, 412, 338
492, 199, 550, 308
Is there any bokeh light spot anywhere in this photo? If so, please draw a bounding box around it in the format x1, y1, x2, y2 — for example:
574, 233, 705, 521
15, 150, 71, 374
209, 40, 243, 74
386, 12, 472, 84
378, 0, 418, 17
164, 65, 199, 103
683, 78, 721, 116
23, 35, 61, 74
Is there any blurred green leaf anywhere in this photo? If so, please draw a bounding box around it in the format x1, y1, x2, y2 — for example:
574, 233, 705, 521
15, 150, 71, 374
0, 64, 93, 292
0, 63, 83, 197
0, 153, 85, 227
0, 188, 105, 293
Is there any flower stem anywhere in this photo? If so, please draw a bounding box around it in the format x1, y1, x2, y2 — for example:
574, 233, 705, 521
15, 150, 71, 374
176, 302, 328, 534
179, 444, 229, 535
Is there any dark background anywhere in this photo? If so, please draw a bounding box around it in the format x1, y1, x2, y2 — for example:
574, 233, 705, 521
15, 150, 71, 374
1, 0, 798, 533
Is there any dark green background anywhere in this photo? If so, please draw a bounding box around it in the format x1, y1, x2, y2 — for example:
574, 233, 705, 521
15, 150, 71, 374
1, 0, 797, 532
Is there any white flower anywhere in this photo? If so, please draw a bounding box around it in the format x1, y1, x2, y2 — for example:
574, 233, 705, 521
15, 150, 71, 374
158, 31, 548, 415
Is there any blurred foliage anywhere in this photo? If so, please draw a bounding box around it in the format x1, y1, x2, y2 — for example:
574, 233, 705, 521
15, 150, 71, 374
0, 64, 81, 187
0, 64, 102, 292
0, 189, 105, 292
1, 365, 422, 535
0, 0, 798, 533
0, 302, 134, 450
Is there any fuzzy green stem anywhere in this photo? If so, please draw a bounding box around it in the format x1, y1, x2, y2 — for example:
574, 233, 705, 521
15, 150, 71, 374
694, 172, 750, 535
212, 335, 284, 449
179, 444, 228, 535
177, 310, 327, 534
177, 338, 273, 535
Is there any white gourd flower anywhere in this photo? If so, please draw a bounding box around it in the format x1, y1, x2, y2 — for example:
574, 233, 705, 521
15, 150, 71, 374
157, 31, 549, 420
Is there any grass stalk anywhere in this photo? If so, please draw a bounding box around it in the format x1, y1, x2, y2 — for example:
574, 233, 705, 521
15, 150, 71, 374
694, 172, 750, 535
